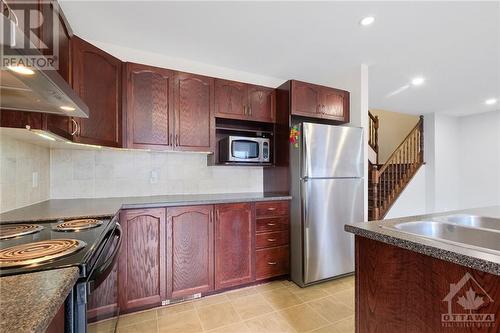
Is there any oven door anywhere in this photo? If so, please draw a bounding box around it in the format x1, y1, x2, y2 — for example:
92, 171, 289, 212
85, 222, 122, 333
230, 139, 262, 162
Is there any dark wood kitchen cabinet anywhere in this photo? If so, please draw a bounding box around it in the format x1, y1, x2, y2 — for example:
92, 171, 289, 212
124, 63, 174, 150
254, 201, 290, 280
166, 205, 214, 299
215, 79, 247, 119
215, 79, 275, 123
118, 208, 166, 313
123, 66, 214, 152
291, 80, 349, 123
174, 72, 215, 152
72, 36, 122, 147
214, 203, 255, 289
247, 85, 275, 123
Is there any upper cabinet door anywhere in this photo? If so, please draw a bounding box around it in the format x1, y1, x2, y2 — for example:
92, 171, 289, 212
322, 88, 350, 122
291, 81, 322, 117
125, 63, 174, 150
174, 73, 215, 152
118, 208, 166, 314
214, 79, 247, 120
72, 36, 122, 147
166, 205, 214, 299
215, 203, 255, 290
247, 85, 275, 123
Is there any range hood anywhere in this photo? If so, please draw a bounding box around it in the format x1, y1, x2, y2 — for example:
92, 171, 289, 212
0, 13, 89, 118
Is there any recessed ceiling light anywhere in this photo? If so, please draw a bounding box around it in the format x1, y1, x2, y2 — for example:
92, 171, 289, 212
485, 98, 497, 105
7, 65, 35, 75
60, 106, 76, 111
360, 16, 375, 26
411, 77, 425, 86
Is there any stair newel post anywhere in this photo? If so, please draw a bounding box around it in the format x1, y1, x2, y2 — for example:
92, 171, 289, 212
374, 115, 379, 164
419, 115, 424, 163
371, 165, 380, 220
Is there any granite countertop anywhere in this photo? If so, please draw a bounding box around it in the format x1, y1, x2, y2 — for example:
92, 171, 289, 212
345, 206, 500, 276
0, 267, 79, 333
0, 192, 292, 223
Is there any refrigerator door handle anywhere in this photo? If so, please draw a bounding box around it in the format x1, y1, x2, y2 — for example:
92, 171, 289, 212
301, 179, 310, 281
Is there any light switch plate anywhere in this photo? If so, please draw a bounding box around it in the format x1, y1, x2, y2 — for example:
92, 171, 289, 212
32, 172, 39, 188
150, 170, 159, 184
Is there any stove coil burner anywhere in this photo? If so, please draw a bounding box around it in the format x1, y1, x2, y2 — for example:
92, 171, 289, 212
0, 239, 86, 268
0, 224, 44, 240
53, 219, 103, 232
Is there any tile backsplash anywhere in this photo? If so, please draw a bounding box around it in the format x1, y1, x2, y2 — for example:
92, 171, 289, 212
0, 135, 50, 212
50, 148, 263, 199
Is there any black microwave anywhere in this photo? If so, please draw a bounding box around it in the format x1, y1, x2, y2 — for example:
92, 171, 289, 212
219, 136, 270, 163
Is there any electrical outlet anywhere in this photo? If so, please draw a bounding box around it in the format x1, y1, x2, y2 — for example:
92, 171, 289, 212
150, 170, 159, 184
32, 172, 39, 188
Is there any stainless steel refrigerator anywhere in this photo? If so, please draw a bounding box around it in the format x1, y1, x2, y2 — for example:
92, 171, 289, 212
290, 122, 364, 287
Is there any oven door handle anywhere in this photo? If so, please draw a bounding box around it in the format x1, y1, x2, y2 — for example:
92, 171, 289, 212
88, 223, 122, 292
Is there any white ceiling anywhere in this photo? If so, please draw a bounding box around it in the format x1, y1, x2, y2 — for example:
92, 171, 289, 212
59, 1, 500, 116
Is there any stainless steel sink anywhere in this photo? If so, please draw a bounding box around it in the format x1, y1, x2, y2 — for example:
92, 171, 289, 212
433, 214, 500, 232
388, 220, 500, 254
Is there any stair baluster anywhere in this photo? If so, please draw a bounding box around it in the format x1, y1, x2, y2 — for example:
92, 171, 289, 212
369, 116, 424, 220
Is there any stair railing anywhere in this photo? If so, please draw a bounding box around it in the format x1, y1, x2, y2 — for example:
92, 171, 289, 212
370, 116, 424, 220
368, 111, 379, 158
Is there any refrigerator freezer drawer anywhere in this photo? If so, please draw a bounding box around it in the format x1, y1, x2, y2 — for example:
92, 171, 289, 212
302, 178, 363, 284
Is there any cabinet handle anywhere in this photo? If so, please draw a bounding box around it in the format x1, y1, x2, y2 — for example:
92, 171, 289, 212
243, 106, 247, 115
249, 106, 252, 116
267, 207, 276, 211
216, 209, 220, 221
175, 134, 180, 147
70, 119, 78, 136
267, 238, 276, 242
267, 261, 277, 265
267, 223, 276, 226
169, 133, 173, 146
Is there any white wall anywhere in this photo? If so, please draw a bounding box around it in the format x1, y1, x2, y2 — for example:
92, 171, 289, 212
385, 166, 426, 219
433, 113, 461, 212
0, 135, 50, 212
50, 148, 262, 199
337, 64, 369, 222
369, 109, 420, 163
458, 110, 500, 208
90, 39, 284, 88
388, 109, 500, 218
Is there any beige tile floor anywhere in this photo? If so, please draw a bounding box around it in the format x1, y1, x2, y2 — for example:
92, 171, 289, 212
89, 275, 354, 333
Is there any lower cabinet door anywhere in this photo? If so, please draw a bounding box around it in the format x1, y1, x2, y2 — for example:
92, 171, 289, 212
166, 205, 214, 299
215, 203, 255, 289
118, 209, 166, 313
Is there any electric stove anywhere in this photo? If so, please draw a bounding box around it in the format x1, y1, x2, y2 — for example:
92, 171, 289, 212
0, 216, 122, 333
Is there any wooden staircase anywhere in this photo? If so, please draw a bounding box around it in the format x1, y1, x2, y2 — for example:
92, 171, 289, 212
368, 113, 424, 220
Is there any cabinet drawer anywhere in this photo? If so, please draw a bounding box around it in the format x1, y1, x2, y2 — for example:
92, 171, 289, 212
256, 217, 289, 233
256, 231, 289, 249
255, 201, 289, 217
256, 246, 289, 280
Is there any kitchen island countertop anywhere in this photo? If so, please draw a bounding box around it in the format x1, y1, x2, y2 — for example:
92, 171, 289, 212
345, 205, 500, 275
0, 192, 292, 223
0, 267, 79, 333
